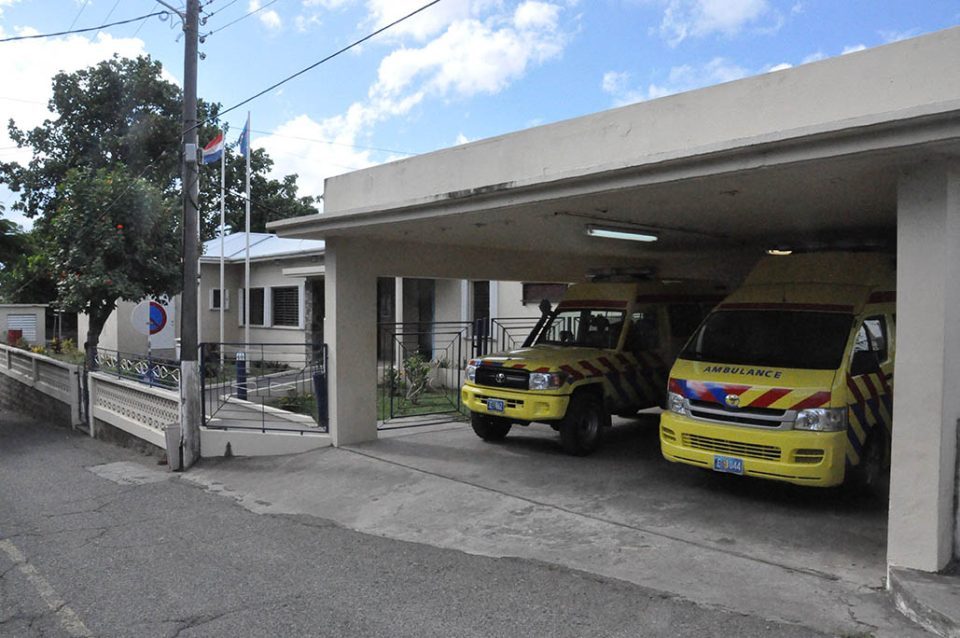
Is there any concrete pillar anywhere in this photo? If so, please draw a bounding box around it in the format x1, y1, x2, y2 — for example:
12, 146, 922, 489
325, 237, 379, 447
888, 160, 960, 572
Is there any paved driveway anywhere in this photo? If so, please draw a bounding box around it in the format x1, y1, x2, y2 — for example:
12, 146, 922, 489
186, 414, 914, 637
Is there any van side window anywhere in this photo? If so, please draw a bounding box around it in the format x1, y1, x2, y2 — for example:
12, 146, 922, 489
853, 316, 888, 362
626, 309, 660, 353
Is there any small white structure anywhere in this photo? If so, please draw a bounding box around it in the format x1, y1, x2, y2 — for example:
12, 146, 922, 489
0, 304, 46, 345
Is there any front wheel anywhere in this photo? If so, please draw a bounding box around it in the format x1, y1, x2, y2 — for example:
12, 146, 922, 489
559, 395, 604, 456
471, 412, 512, 442
846, 432, 889, 496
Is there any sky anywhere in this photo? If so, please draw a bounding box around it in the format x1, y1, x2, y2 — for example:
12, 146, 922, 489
1, 0, 958, 229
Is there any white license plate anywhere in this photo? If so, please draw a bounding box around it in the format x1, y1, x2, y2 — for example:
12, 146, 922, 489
713, 454, 744, 475
487, 398, 505, 413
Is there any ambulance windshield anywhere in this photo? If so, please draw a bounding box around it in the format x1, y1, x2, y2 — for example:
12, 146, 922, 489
537, 308, 625, 350
680, 310, 853, 370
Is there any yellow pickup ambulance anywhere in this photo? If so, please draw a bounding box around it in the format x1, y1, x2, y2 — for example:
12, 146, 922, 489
462, 281, 723, 455
660, 252, 895, 488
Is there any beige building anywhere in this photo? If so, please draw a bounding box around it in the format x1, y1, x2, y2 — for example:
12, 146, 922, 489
272, 28, 960, 577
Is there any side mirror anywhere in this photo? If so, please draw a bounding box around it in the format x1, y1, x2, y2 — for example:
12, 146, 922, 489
850, 350, 881, 377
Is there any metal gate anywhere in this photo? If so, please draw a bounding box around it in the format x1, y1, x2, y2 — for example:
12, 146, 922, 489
201, 343, 328, 434
377, 322, 470, 429
376, 316, 543, 429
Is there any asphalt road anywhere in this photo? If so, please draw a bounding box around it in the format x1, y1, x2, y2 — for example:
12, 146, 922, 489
0, 410, 828, 638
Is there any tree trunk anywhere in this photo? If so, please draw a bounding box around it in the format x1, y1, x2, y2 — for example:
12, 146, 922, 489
83, 303, 111, 372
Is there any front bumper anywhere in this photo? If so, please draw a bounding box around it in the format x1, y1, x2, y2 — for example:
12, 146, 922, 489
461, 383, 570, 422
660, 412, 847, 487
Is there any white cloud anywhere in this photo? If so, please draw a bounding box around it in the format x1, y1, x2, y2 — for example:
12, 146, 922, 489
766, 62, 792, 72
605, 57, 749, 105
302, 0, 354, 8
260, 10, 283, 29
801, 51, 825, 64
659, 0, 773, 45
259, 1, 573, 201
256, 113, 376, 200
0, 0, 20, 17
248, 0, 283, 30
0, 28, 150, 228
455, 132, 472, 145
601, 70, 630, 94
841, 43, 866, 55
879, 28, 920, 43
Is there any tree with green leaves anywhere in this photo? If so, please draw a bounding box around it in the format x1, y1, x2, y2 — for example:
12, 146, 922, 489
51, 166, 180, 366
0, 54, 320, 353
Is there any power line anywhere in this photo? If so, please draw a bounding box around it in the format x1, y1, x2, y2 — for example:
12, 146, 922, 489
0, 11, 169, 43
133, 2, 160, 37
202, 0, 280, 37
217, 0, 443, 119
102, 0, 123, 24
67, 0, 91, 31
201, 0, 243, 21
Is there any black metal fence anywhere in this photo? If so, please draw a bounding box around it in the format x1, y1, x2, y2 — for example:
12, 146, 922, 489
200, 342, 328, 434
376, 316, 542, 428
89, 347, 181, 390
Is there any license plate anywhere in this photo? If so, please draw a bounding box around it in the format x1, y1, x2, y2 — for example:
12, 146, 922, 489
713, 454, 744, 475
487, 398, 505, 413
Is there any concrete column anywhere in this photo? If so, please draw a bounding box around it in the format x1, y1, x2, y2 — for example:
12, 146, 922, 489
325, 237, 379, 447
888, 160, 960, 572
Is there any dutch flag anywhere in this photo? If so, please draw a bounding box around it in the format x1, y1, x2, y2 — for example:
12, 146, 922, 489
201, 132, 225, 165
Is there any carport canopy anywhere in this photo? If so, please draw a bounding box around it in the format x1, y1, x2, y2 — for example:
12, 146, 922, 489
271, 27, 960, 575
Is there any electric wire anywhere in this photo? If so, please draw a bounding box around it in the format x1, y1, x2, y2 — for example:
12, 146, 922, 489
66, 0, 91, 31
202, 0, 280, 37
0, 11, 169, 43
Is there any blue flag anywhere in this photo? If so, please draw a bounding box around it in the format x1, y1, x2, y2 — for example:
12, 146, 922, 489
238, 114, 250, 158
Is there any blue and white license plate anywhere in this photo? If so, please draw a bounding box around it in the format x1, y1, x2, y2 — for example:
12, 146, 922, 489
713, 454, 744, 475
486, 398, 505, 413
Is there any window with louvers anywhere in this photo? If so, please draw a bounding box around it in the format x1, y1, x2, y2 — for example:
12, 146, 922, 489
272, 286, 299, 326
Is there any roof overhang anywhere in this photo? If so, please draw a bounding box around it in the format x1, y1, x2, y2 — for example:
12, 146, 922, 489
270, 27, 960, 263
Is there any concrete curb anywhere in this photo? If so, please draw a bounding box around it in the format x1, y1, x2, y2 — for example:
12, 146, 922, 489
889, 566, 960, 638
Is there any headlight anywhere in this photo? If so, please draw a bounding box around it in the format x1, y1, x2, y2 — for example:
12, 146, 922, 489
528, 371, 567, 390
794, 407, 847, 432
466, 361, 478, 382
667, 391, 687, 415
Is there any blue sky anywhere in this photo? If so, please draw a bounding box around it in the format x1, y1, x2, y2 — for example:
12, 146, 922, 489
1, 0, 958, 228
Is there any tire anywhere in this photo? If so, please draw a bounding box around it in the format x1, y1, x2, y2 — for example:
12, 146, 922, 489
847, 432, 889, 496
559, 395, 605, 456
471, 412, 512, 442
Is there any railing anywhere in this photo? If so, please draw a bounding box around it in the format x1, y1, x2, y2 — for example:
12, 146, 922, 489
91, 348, 181, 390
0, 343, 83, 428
200, 342, 328, 434
86, 372, 179, 449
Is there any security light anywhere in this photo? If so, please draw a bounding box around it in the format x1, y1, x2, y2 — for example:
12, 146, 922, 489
585, 225, 658, 243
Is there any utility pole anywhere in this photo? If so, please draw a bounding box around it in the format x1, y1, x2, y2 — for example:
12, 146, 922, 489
161, 0, 202, 469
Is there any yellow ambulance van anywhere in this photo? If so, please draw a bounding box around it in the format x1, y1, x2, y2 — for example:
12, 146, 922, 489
660, 252, 895, 488
462, 281, 723, 455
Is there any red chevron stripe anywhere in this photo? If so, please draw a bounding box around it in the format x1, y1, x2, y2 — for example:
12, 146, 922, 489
533, 367, 550, 373
579, 360, 605, 377
512, 363, 527, 369
616, 353, 630, 366
846, 376, 866, 405
560, 365, 584, 381
668, 378, 683, 394
750, 387, 791, 408
597, 356, 617, 372
790, 391, 832, 410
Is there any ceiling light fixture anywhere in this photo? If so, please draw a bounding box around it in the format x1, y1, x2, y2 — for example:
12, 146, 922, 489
766, 248, 793, 256
585, 224, 658, 243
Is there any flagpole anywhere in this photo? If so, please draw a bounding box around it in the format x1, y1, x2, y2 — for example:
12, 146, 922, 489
244, 112, 251, 350
219, 134, 226, 367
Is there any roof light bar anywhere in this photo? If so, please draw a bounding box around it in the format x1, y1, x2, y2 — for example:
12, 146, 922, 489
585, 225, 658, 243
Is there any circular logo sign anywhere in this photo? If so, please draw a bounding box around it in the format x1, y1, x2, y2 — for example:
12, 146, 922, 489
724, 394, 741, 408
148, 301, 167, 335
